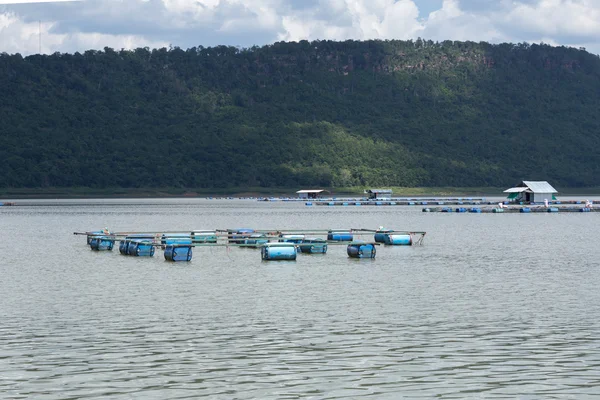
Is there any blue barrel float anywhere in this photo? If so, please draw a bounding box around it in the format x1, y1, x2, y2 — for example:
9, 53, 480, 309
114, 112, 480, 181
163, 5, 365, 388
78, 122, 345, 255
127, 239, 155, 257
327, 230, 353, 241
383, 234, 412, 245
162, 234, 193, 262
374, 228, 393, 243
261, 243, 297, 261
298, 238, 328, 254
279, 234, 305, 244
347, 242, 377, 259
228, 229, 255, 243
164, 245, 193, 262
120, 234, 155, 255
191, 230, 217, 243
89, 235, 115, 251
87, 230, 104, 245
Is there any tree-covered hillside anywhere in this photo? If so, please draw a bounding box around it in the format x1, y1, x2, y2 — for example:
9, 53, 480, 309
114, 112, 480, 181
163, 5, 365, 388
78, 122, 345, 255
1, 39, 599, 189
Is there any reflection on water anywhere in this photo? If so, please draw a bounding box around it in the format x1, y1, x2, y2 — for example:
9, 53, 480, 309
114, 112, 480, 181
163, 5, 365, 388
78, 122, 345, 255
1, 199, 600, 399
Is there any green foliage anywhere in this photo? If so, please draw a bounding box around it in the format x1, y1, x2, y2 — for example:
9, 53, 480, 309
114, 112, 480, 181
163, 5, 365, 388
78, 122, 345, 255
1, 40, 600, 189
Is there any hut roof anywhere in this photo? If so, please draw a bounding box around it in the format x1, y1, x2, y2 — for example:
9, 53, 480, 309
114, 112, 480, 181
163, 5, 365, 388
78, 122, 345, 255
503, 181, 557, 194
296, 189, 326, 194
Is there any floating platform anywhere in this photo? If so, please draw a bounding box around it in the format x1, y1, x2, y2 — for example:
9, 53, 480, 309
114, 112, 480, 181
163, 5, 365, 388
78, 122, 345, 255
76, 227, 426, 262
422, 206, 599, 213
310, 199, 600, 207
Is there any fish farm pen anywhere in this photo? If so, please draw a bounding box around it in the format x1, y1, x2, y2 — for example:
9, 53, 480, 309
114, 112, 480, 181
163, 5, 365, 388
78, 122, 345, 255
307, 199, 600, 207
422, 206, 599, 213
76, 228, 427, 262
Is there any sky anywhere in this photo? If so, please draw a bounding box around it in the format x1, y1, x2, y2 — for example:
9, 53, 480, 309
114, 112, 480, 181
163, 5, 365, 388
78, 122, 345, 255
0, 0, 599, 55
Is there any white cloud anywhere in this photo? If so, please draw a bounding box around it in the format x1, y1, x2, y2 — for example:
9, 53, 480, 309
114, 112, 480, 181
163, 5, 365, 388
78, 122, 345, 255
279, 0, 423, 42
0, 0, 78, 4
0, 12, 166, 54
503, 0, 600, 38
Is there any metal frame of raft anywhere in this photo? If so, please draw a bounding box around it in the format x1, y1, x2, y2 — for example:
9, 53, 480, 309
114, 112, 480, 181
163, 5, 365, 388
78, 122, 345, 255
75, 228, 426, 262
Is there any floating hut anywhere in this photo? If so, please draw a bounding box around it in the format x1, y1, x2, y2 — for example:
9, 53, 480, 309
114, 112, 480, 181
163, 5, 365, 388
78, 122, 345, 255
504, 181, 558, 203
365, 189, 393, 200
296, 189, 327, 200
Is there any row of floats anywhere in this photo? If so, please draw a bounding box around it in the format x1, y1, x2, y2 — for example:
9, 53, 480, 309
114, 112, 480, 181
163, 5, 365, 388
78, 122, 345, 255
78, 228, 427, 262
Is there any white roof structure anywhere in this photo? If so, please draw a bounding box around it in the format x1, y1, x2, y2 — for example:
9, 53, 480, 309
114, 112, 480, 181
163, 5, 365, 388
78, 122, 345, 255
365, 189, 393, 194
503, 181, 558, 193
296, 189, 326, 194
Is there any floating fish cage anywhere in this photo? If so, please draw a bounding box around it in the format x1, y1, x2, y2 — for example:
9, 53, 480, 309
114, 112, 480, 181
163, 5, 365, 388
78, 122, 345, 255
347, 242, 377, 259
191, 230, 218, 243
383, 234, 412, 246
279, 234, 305, 244
89, 236, 114, 251
327, 230, 353, 241
164, 245, 193, 262
261, 243, 297, 261
298, 238, 328, 254
228, 229, 255, 244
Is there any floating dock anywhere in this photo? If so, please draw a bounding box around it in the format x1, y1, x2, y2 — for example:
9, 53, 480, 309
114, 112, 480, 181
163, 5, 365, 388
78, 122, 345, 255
308, 199, 600, 207
422, 206, 598, 213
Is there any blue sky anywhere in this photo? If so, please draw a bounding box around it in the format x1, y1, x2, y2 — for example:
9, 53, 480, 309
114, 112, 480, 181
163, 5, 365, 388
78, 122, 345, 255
0, 0, 599, 55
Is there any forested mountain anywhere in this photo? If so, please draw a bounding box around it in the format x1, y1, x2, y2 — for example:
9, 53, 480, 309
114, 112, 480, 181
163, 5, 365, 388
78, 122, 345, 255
1, 39, 600, 190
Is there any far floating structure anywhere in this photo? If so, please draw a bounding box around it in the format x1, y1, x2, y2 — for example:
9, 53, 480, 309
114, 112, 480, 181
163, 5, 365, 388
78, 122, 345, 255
365, 189, 393, 200
504, 181, 558, 203
296, 189, 328, 199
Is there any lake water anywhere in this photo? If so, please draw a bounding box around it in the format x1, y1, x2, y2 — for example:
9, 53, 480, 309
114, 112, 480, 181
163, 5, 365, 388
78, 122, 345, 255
1, 198, 600, 399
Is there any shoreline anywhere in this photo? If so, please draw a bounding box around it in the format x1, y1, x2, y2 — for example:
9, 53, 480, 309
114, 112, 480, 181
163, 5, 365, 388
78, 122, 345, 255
2, 186, 600, 199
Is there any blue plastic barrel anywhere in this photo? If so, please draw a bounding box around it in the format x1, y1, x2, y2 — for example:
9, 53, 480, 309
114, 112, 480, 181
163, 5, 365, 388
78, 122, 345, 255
327, 230, 353, 241
164, 245, 192, 262
470, 208, 482, 213
261, 243, 297, 260
384, 234, 412, 245
129, 240, 155, 257
456, 208, 467, 213
89, 236, 114, 251
347, 243, 376, 259
374, 229, 393, 243
520, 208, 531, 213
87, 231, 104, 245
548, 208, 559, 213
298, 238, 327, 254
305, 202, 313, 206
